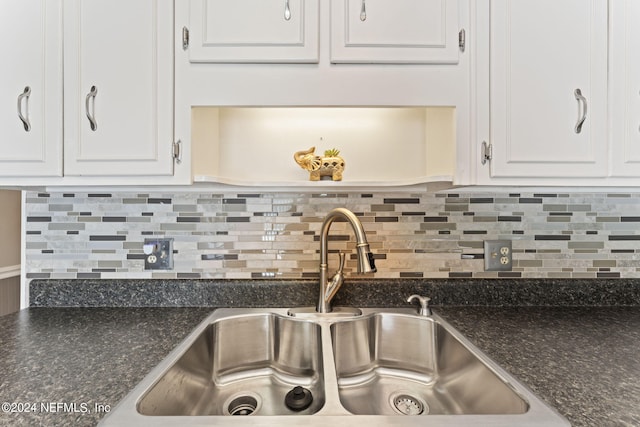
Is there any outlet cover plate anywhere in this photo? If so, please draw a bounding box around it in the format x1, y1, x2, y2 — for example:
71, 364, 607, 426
143, 238, 174, 270
484, 240, 512, 271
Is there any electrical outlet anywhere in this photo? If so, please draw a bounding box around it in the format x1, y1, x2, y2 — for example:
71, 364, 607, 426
484, 240, 512, 271
143, 238, 174, 270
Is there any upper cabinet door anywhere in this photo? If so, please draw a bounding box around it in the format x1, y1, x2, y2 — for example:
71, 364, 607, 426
330, 0, 460, 64
0, 0, 63, 177
610, 1, 640, 177
188, 0, 319, 63
489, 0, 608, 178
63, 0, 174, 176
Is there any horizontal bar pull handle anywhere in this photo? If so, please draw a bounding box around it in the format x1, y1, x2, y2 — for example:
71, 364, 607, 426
17, 86, 31, 132
85, 85, 98, 131
574, 88, 587, 134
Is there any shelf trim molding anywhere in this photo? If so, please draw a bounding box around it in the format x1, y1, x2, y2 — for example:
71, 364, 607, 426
193, 175, 454, 188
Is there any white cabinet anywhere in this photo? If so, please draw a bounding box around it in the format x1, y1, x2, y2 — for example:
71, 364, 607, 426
0, 0, 176, 183
610, 1, 640, 177
487, 0, 608, 179
63, 0, 174, 176
187, 0, 319, 63
0, 0, 63, 177
184, 0, 460, 65
176, 1, 470, 186
330, 0, 460, 64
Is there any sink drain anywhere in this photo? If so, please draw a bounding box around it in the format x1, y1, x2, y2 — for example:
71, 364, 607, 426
225, 394, 260, 416
391, 393, 428, 416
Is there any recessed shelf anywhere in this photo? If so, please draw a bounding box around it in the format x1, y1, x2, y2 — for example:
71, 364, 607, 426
191, 107, 456, 188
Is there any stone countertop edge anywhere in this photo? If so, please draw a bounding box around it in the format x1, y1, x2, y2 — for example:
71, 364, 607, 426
29, 278, 640, 308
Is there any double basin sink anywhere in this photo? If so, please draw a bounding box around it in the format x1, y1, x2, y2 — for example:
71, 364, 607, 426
100, 307, 570, 426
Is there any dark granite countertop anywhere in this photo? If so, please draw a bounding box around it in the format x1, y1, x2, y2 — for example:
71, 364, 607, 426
29, 278, 640, 308
437, 306, 640, 427
0, 306, 638, 427
0, 308, 213, 427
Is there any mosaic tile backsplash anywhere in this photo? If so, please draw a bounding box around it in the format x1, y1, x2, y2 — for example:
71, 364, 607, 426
24, 190, 640, 280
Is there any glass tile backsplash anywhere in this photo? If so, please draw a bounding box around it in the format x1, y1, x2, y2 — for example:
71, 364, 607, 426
24, 191, 640, 280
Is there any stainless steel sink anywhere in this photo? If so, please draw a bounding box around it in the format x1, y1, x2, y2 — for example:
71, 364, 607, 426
331, 312, 528, 415
100, 307, 570, 426
137, 312, 324, 416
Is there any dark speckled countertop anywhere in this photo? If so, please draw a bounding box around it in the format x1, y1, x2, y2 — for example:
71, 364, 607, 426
0, 308, 213, 427
437, 306, 640, 427
1, 279, 640, 426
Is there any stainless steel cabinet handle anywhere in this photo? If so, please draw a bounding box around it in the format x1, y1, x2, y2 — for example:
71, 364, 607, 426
360, 0, 367, 21
17, 86, 31, 132
284, 0, 291, 20
85, 85, 98, 131
574, 88, 587, 134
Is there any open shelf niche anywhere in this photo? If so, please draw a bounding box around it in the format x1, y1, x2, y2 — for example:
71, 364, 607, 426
192, 106, 455, 188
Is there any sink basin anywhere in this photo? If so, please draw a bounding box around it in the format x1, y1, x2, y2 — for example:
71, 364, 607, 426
137, 312, 325, 416
331, 312, 527, 415
100, 307, 570, 426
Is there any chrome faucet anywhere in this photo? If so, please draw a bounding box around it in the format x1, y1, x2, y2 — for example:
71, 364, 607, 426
317, 208, 376, 313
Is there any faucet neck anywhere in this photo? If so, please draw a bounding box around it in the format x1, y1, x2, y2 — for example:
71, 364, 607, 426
317, 208, 376, 313
319, 208, 368, 263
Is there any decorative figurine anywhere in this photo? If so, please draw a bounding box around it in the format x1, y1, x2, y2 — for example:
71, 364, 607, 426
293, 147, 345, 181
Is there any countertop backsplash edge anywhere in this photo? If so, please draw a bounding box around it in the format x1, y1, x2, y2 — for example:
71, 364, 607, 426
28, 278, 640, 308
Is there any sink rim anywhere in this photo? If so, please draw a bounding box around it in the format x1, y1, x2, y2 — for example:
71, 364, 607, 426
99, 307, 571, 427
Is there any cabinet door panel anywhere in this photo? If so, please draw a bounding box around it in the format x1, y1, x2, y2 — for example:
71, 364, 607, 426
64, 0, 173, 176
0, 0, 62, 176
490, 0, 607, 178
610, 1, 640, 177
189, 0, 319, 63
330, 0, 460, 64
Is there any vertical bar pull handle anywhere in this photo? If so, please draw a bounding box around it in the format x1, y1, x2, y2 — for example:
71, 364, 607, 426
85, 85, 98, 131
360, 0, 367, 21
17, 86, 31, 132
284, 0, 291, 20
574, 88, 587, 134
